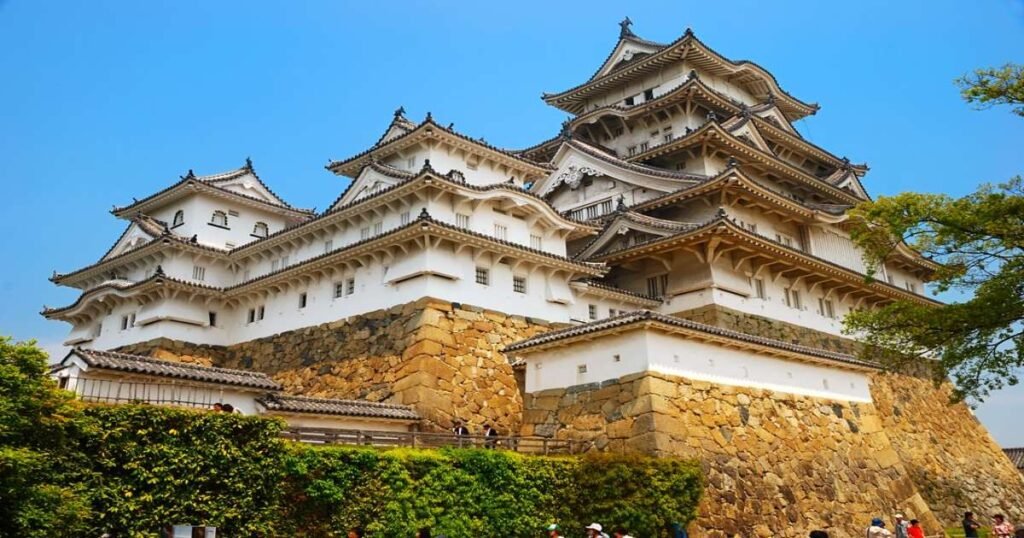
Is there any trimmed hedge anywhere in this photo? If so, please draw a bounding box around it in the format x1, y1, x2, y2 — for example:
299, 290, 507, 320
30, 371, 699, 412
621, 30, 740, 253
62, 406, 701, 537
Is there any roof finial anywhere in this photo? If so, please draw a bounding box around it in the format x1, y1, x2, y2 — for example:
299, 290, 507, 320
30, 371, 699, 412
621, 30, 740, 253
190, 235, 198, 243
619, 17, 636, 38
394, 106, 406, 117
684, 27, 694, 37
726, 156, 739, 168
740, 105, 752, 119
186, 169, 195, 179
424, 111, 433, 122
560, 118, 574, 140
418, 207, 430, 219
154, 265, 164, 276
706, 110, 719, 122
244, 156, 253, 171
447, 122, 455, 130
616, 195, 628, 212
766, 91, 776, 105
421, 158, 436, 174
687, 69, 699, 81
716, 206, 728, 219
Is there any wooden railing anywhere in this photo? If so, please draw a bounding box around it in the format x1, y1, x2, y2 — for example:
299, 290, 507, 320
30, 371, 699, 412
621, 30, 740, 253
281, 427, 594, 455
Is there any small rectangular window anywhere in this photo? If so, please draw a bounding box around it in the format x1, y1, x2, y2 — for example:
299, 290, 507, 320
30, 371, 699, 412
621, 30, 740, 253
588, 304, 597, 320
299, 293, 307, 309
324, 240, 333, 253
785, 288, 802, 310
346, 278, 355, 295
624, 96, 634, 106
752, 278, 766, 299
819, 298, 835, 319
494, 224, 508, 240
192, 266, 206, 281
456, 213, 471, 228
513, 275, 527, 294
334, 282, 345, 298
360, 227, 370, 240
243, 269, 251, 281
646, 274, 668, 297
577, 364, 588, 374
609, 309, 617, 317
209, 311, 217, 327
407, 156, 416, 169
121, 315, 129, 330
475, 267, 489, 285
271, 260, 279, 272
905, 281, 917, 293
775, 233, 794, 247
644, 88, 654, 101
228, 210, 240, 217
627, 146, 637, 156
128, 313, 135, 327
639, 141, 649, 152
373, 222, 383, 235
530, 234, 542, 249
282, 255, 290, 267
400, 211, 411, 225
247, 309, 256, 324
258, 306, 265, 320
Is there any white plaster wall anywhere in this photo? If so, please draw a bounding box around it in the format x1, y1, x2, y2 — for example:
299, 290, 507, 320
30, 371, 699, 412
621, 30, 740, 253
151, 194, 290, 251
521, 329, 872, 402
265, 413, 414, 432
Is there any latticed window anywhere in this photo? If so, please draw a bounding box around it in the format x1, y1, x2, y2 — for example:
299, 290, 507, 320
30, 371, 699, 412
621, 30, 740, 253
588, 304, 597, 320
646, 274, 668, 297
192, 266, 206, 281
210, 210, 228, 227
530, 235, 542, 249
494, 224, 508, 240
475, 267, 489, 285
400, 211, 411, 225
513, 275, 527, 294
252, 222, 269, 237
172, 210, 184, 227
345, 278, 355, 295
334, 282, 345, 298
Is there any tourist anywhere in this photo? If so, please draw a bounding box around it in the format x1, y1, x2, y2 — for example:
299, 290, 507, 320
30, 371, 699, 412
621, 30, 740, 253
963, 511, 980, 538
482, 423, 498, 449
212, 402, 223, 412
894, 513, 909, 538
347, 527, 364, 538
993, 515, 1014, 538
415, 528, 431, 538
222, 403, 235, 414
809, 531, 829, 538
585, 523, 609, 538
612, 527, 635, 538
867, 518, 893, 538
546, 523, 563, 538
907, 519, 924, 538
451, 420, 469, 447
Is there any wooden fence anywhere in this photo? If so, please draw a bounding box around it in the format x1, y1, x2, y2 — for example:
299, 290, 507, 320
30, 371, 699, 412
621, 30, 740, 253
281, 427, 594, 455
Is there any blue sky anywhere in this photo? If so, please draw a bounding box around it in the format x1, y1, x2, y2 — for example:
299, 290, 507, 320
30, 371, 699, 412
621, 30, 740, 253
2, 0, 1023, 444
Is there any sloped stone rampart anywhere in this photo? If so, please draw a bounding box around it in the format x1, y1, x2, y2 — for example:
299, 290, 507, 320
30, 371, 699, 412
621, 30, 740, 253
523, 371, 942, 538
116, 298, 556, 433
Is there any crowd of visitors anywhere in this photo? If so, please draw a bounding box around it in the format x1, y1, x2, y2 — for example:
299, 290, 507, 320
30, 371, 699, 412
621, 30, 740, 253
805, 511, 1024, 538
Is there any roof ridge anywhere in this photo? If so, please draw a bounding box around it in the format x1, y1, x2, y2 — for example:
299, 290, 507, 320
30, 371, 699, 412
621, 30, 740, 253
74, 347, 272, 379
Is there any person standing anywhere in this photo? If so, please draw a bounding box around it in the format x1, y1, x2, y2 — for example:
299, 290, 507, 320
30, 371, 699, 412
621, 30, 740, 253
963, 512, 981, 538
585, 523, 609, 538
993, 515, 1014, 538
867, 518, 893, 538
546, 524, 563, 538
907, 519, 925, 538
893, 514, 909, 538
482, 424, 498, 449
612, 527, 634, 538
451, 420, 469, 447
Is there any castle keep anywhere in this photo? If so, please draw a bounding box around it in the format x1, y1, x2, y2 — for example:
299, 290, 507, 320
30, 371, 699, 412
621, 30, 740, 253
45, 19, 1024, 537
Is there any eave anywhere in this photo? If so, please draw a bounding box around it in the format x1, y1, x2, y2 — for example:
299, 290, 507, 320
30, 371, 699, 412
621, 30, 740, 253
51, 236, 230, 289
326, 117, 553, 180
111, 178, 314, 221
543, 30, 818, 120
628, 120, 864, 204
504, 310, 878, 372
590, 216, 941, 307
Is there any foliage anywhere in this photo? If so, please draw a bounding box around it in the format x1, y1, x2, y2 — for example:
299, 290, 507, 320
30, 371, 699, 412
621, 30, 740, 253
81, 405, 288, 537
956, 63, 1024, 116
0, 339, 702, 537
281, 445, 701, 537
0, 337, 92, 538
845, 65, 1024, 402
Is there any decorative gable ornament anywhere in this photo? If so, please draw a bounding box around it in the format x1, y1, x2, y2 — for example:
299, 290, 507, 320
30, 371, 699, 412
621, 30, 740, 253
557, 164, 600, 190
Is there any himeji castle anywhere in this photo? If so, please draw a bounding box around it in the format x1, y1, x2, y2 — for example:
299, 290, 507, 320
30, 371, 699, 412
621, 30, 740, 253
43, 19, 1024, 537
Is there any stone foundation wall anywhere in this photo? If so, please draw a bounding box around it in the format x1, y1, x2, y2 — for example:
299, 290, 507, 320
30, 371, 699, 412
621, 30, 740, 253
115, 298, 555, 433
523, 371, 942, 538
674, 304, 859, 355
870, 373, 1024, 524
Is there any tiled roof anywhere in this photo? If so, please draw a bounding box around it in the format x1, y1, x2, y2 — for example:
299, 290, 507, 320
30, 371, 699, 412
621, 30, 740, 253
503, 310, 877, 369
564, 139, 708, 181
544, 28, 817, 118
111, 161, 314, 218
326, 114, 552, 176
572, 279, 661, 304
1005, 447, 1024, 470
68, 348, 281, 390
257, 394, 420, 421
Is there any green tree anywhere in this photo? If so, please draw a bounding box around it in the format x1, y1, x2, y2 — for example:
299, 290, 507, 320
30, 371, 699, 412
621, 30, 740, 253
845, 64, 1024, 402
0, 337, 93, 537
